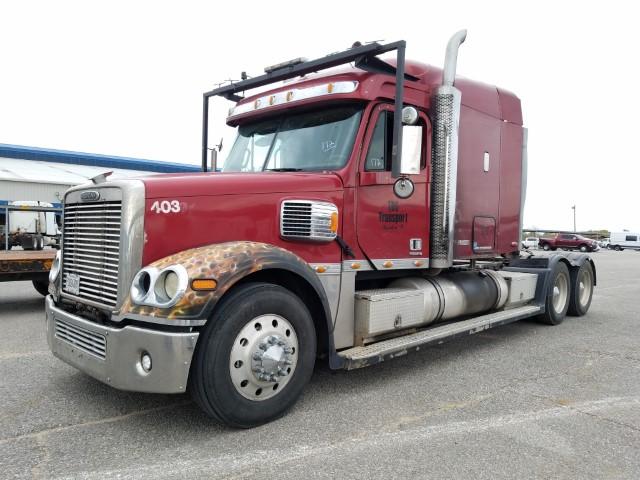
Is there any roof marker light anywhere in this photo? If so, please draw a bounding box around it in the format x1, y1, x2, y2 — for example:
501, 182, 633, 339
228, 81, 359, 118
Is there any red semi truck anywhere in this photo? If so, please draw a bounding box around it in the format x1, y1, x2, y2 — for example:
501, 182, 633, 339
45, 32, 596, 427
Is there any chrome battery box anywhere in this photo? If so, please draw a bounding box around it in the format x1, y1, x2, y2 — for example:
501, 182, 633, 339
354, 288, 424, 345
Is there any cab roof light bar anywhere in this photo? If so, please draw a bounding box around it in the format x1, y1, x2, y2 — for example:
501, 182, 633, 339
202, 40, 414, 176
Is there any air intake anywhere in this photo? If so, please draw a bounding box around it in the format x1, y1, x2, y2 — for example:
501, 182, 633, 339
280, 200, 338, 242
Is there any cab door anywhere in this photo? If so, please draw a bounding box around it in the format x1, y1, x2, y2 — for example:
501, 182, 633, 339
355, 104, 430, 267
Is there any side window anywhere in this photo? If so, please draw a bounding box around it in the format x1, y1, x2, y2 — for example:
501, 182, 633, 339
364, 109, 426, 172
626, 235, 637, 242
365, 112, 390, 171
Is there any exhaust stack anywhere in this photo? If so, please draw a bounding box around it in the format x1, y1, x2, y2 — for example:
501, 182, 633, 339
430, 30, 467, 268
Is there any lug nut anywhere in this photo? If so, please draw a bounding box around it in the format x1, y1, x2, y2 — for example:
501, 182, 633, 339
284, 348, 293, 354
252, 353, 262, 361
259, 343, 267, 351
268, 336, 277, 345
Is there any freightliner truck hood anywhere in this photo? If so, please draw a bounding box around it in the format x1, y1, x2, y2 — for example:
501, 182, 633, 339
142, 172, 343, 198
140, 172, 344, 265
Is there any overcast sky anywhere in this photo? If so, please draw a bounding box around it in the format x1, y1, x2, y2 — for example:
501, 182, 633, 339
1, 1, 638, 233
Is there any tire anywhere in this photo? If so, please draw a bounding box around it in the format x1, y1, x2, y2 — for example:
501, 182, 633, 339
579, 244, 588, 252
538, 261, 570, 325
37, 236, 44, 250
542, 243, 551, 251
551, 247, 557, 251
32, 279, 49, 296
190, 282, 316, 428
614, 245, 622, 251
568, 262, 594, 316
21, 236, 37, 250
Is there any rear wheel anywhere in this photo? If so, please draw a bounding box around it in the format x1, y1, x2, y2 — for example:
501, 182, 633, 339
190, 282, 316, 428
568, 262, 594, 316
538, 262, 570, 325
614, 245, 622, 251
21, 236, 37, 250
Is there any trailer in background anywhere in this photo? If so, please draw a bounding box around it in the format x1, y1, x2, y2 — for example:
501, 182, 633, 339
1, 203, 62, 295
1, 201, 61, 250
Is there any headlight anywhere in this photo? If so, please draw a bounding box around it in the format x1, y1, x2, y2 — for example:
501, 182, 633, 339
154, 270, 181, 303
49, 250, 62, 283
130, 265, 188, 308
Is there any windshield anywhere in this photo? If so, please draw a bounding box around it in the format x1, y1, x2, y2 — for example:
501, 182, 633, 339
222, 105, 363, 172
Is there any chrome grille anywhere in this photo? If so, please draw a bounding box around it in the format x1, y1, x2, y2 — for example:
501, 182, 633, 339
281, 200, 338, 242
54, 318, 107, 359
62, 200, 122, 309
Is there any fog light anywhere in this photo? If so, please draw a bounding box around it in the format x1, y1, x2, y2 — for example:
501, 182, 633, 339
141, 352, 152, 372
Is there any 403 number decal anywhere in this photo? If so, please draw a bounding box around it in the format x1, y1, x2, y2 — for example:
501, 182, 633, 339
150, 200, 181, 213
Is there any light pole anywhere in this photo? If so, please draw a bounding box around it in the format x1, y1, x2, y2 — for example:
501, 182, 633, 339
571, 205, 576, 232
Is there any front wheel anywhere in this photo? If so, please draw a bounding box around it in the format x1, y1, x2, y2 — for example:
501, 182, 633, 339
538, 261, 570, 325
542, 243, 551, 251
32, 279, 49, 296
190, 282, 316, 428
568, 261, 594, 316
579, 245, 588, 252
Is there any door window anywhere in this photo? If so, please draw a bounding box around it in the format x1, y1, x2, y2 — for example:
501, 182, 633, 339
365, 112, 392, 171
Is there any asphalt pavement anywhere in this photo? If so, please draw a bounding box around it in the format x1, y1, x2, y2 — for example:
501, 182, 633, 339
1, 249, 639, 479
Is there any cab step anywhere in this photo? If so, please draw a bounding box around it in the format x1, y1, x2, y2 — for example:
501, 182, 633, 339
337, 304, 542, 370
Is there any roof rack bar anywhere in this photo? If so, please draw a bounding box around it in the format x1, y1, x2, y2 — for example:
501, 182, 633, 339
202, 40, 408, 172
204, 41, 404, 100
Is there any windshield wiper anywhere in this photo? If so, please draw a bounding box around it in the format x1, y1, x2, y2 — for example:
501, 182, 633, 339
263, 167, 303, 172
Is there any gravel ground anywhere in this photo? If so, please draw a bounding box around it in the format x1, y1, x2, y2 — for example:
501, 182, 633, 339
1, 249, 639, 479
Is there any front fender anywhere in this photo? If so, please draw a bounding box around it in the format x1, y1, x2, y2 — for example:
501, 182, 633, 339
118, 241, 331, 323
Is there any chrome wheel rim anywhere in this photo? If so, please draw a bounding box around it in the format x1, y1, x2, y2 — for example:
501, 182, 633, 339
552, 272, 569, 314
578, 268, 593, 306
229, 314, 298, 401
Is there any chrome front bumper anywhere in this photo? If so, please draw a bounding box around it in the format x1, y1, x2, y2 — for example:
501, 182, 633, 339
45, 296, 199, 394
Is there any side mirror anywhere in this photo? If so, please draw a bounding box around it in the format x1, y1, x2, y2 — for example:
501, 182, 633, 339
400, 125, 422, 175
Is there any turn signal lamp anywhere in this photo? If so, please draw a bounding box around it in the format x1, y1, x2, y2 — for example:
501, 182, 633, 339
329, 211, 339, 234
191, 279, 218, 291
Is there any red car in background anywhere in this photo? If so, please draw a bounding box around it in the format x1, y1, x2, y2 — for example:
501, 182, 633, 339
538, 234, 599, 252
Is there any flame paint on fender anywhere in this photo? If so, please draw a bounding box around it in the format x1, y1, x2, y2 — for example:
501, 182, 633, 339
120, 241, 322, 321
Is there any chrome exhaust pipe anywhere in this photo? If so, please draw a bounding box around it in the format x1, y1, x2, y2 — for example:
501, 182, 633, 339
430, 30, 467, 268
443, 30, 467, 87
